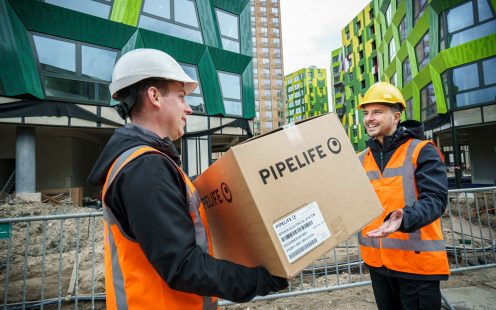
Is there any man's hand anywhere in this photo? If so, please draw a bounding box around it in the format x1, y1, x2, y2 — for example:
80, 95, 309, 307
365, 209, 403, 238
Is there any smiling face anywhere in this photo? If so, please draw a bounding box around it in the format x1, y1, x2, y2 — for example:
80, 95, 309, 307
156, 81, 192, 141
362, 103, 401, 144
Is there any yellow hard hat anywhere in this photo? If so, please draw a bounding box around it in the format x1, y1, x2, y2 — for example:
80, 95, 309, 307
358, 82, 406, 109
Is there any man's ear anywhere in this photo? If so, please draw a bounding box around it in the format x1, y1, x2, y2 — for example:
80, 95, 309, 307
393, 110, 402, 125
147, 86, 161, 107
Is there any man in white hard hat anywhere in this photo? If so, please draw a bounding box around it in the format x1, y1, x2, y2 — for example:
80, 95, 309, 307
88, 49, 287, 309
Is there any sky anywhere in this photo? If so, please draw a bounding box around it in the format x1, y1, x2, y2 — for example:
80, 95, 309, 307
280, 0, 372, 75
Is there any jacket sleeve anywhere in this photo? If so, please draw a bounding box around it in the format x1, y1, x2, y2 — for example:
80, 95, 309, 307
398, 143, 448, 233
106, 154, 286, 302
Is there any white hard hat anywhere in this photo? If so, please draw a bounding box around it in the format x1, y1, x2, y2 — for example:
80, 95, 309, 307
109, 48, 198, 99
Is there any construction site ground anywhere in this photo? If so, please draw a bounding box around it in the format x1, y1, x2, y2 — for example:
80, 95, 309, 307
1, 199, 495, 309
223, 268, 496, 309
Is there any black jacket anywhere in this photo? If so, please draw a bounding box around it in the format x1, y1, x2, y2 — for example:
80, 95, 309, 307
366, 120, 449, 281
88, 124, 287, 302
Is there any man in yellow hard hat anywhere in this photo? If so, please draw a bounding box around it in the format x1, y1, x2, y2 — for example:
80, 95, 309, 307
357, 82, 449, 309
88, 49, 287, 309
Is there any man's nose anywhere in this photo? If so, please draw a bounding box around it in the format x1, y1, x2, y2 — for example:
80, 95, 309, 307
184, 102, 193, 115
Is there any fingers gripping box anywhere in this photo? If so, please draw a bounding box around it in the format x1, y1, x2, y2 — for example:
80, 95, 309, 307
193, 113, 382, 278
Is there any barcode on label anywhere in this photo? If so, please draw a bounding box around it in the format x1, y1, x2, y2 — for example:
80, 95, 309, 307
281, 221, 314, 242
289, 238, 318, 260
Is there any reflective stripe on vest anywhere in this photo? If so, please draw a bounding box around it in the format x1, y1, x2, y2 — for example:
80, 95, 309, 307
358, 139, 445, 252
102, 145, 218, 310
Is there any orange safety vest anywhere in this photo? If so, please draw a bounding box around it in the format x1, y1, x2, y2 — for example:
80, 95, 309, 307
102, 145, 219, 310
358, 138, 449, 276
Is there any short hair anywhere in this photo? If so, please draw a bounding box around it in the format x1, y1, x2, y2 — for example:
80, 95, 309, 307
389, 103, 404, 114
130, 78, 172, 118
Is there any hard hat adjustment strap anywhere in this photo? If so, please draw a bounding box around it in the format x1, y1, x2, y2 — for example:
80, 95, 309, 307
114, 86, 138, 120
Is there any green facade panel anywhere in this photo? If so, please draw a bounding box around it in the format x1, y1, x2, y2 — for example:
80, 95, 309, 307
198, 49, 224, 115
140, 29, 205, 64
242, 61, 255, 118
10, 0, 136, 49
240, 4, 253, 56
110, 0, 142, 26
212, 0, 250, 14
197, 0, 222, 48
0, 0, 43, 98
121, 29, 145, 55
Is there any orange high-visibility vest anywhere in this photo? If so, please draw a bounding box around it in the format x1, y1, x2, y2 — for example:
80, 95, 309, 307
102, 145, 219, 310
358, 139, 449, 276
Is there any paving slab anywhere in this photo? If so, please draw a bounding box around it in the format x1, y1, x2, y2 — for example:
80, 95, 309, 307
442, 285, 496, 310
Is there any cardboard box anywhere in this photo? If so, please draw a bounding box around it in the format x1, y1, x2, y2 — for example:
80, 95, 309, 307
193, 113, 382, 278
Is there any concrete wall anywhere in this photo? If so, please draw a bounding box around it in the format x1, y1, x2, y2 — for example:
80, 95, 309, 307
0, 126, 16, 159
36, 131, 105, 196
72, 137, 104, 197
467, 125, 496, 185
36, 133, 72, 190
0, 126, 16, 189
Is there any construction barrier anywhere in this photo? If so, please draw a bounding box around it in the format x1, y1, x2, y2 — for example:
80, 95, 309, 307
0, 187, 495, 309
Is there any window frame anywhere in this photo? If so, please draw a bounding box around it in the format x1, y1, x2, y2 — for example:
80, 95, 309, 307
30, 32, 119, 105
402, 57, 412, 86
215, 8, 241, 53
441, 0, 496, 49
399, 16, 408, 42
415, 31, 429, 71
138, 0, 203, 44
217, 70, 243, 117
445, 56, 496, 109
420, 82, 438, 121
43, 0, 113, 19
179, 63, 206, 114
413, 0, 428, 24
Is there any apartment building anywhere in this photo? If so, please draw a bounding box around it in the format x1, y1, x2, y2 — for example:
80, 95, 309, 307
250, 0, 285, 134
331, 0, 496, 186
285, 67, 329, 123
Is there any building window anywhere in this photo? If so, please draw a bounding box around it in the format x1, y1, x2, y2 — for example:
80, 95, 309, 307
413, 0, 428, 24
386, 3, 392, 26
441, 71, 451, 109
180, 63, 205, 113
415, 31, 429, 71
390, 72, 397, 87
356, 20, 362, 31
443, 0, 496, 49
405, 98, 414, 119
139, 0, 203, 44
450, 57, 496, 108
420, 83, 437, 120
217, 71, 242, 116
216, 9, 240, 53
43, 0, 111, 19
402, 57, 412, 85
440, 10, 446, 50
32, 34, 117, 104
399, 17, 408, 42
389, 39, 396, 63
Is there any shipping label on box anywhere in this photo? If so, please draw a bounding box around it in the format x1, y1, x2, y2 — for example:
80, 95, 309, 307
273, 201, 331, 263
